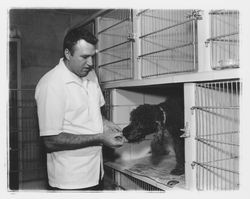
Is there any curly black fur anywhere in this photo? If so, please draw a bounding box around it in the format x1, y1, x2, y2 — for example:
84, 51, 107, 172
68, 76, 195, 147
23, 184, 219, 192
122, 97, 185, 175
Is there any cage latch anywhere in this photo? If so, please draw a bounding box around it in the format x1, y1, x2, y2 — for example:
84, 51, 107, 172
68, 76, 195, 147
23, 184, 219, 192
191, 161, 197, 169
127, 33, 135, 42
205, 39, 211, 47
180, 122, 190, 138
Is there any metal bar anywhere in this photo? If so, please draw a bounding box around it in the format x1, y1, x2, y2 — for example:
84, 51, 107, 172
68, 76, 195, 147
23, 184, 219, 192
206, 32, 238, 42
97, 17, 130, 35
98, 57, 131, 68
203, 157, 239, 164
9, 106, 36, 108
209, 10, 239, 15
193, 161, 239, 174
213, 39, 238, 43
198, 130, 238, 137
99, 40, 131, 53
100, 67, 130, 79
196, 137, 238, 158
141, 68, 195, 78
138, 42, 194, 58
136, 9, 149, 16
139, 18, 196, 39
196, 137, 239, 146
9, 89, 35, 91
192, 106, 239, 110
10, 167, 46, 172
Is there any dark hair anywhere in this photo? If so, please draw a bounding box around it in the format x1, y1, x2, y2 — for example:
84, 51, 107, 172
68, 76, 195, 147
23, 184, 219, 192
63, 28, 98, 59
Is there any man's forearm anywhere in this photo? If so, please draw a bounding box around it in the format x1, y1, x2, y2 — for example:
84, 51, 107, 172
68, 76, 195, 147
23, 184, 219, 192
43, 132, 103, 153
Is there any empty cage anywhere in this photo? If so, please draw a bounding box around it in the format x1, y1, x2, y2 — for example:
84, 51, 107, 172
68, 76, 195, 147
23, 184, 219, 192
208, 10, 239, 69
193, 80, 241, 190
97, 9, 134, 82
9, 89, 47, 189
137, 9, 199, 78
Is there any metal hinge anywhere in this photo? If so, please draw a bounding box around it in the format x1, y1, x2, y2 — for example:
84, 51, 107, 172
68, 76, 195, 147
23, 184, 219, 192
186, 10, 203, 20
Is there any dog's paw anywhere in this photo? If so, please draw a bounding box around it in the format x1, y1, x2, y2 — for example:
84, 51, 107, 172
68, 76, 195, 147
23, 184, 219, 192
170, 167, 184, 175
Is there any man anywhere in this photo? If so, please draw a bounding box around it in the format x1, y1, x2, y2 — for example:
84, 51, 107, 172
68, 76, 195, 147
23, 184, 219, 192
35, 28, 125, 190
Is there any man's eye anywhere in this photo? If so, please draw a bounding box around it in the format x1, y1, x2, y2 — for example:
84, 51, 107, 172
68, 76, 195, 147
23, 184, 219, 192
82, 56, 90, 59
82, 55, 95, 59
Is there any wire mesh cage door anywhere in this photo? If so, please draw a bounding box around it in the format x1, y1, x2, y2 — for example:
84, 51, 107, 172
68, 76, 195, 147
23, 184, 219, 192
9, 39, 21, 190
137, 9, 199, 78
207, 10, 239, 69
193, 80, 240, 190
97, 9, 134, 82
102, 89, 112, 120
9, 89, 47, 189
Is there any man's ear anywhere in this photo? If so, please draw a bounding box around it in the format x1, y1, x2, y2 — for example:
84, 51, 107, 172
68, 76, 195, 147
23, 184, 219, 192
64, 48, 71, 60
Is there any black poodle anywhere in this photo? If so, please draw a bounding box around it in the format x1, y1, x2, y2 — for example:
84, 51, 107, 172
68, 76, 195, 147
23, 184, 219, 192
122, 97, 185, 175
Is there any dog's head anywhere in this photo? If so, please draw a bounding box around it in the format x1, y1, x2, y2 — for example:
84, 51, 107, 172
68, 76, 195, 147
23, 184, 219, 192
122, 104, 164, 143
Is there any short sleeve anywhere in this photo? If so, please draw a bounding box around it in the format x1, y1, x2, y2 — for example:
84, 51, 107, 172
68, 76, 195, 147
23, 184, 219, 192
98, 85, 105, 107
35, 81, 66, 136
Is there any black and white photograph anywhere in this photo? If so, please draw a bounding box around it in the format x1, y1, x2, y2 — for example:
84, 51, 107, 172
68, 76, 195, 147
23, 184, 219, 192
1, 0, 250, 199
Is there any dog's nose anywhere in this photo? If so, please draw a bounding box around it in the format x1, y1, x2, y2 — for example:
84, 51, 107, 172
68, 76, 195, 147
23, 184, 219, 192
122, 126, 129, 137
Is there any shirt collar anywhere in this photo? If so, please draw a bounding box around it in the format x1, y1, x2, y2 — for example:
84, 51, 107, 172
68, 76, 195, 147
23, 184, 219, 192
58, 58, 98, 85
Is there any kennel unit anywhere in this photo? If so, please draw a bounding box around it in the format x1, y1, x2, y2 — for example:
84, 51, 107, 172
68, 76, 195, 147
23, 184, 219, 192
193, 80, 240, 190
102, 80, 240, 191
9, 39, 47, 190
9, 89, 47, 189
102, 86, 186, 190
183, 80, 241, 190
206, 10, 239, 70
95, 9, 241, 191
137, 9, 199, 77
96, 9, 134, 82
94, 9, 239, 90
104, 165, 163, 191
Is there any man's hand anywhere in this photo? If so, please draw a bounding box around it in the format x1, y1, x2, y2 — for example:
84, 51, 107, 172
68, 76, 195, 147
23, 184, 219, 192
103, 119, 121, 132
102, 118, 127, 148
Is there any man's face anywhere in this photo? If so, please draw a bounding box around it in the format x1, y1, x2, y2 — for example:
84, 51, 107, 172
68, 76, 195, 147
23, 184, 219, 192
66, 39, 96, 77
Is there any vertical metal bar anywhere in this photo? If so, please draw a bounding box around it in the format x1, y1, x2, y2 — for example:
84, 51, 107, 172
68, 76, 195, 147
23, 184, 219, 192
212, 12, 215, 68
221, 82, 225, 189
225, 81, 228, 190
230, 81, 234, 190
201, 84, 205, 190
208, 83, 212, 190
197, 84, 201, 190
215, 82, 219, 190
205, 83, 209, 190
211, 82, 215, 189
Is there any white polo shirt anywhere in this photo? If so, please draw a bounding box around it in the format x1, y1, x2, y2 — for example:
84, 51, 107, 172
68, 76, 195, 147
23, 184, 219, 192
35, 58, 105, 189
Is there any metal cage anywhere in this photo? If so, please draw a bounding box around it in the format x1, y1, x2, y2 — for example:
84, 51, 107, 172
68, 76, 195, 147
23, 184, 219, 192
137, 9, 199, 78
97, 9, 134, 82
193, 80, 240, 190
9, 89, 47, 189
104, 166, 163, 191
102, 89, 112, 120
208, 10, 239, 69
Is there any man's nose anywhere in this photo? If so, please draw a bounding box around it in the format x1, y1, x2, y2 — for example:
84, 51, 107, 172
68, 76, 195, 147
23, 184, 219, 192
86, 56, 93, 67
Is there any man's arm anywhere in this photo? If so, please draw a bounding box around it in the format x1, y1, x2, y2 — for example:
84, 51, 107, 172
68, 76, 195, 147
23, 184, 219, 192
43, 130, 124, 153
43, 133, 101, 153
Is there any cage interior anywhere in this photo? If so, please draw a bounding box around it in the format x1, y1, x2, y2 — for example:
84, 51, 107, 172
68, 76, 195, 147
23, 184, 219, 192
103, 84, 185, 189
